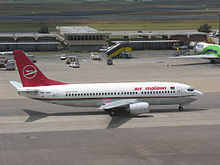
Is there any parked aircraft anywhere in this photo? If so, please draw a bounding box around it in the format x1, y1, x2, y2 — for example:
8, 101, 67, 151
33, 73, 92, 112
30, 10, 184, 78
170, 42, 220, 63
10, 50, 203, 116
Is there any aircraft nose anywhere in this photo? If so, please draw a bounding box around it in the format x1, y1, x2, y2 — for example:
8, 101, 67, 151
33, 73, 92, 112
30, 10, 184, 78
195, 90, 203, 97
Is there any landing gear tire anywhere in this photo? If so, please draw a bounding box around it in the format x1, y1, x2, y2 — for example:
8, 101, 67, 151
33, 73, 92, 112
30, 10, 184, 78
109, 110, 117, 116
179, 105, 184, 111
210, 60, 216, 64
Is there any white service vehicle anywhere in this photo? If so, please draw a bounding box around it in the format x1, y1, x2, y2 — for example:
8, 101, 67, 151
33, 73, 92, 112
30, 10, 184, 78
69, 61, 80, 68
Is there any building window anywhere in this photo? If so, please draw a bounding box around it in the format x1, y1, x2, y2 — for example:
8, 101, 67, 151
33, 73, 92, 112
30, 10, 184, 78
68, 36, 73, 40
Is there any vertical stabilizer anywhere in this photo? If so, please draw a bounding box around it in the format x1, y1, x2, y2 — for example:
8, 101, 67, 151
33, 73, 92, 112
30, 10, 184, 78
13, 50, 67, 87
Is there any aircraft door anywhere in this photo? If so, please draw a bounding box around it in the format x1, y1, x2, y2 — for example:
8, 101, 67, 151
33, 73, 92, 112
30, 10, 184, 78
177, 87, 182, 96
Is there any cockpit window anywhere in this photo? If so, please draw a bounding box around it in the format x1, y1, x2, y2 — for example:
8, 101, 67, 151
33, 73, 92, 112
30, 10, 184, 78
187, 87, 194, 91
196, 44, 204, 48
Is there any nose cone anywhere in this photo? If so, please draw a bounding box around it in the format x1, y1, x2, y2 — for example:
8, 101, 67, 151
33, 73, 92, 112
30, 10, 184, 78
195, 90, 203, 97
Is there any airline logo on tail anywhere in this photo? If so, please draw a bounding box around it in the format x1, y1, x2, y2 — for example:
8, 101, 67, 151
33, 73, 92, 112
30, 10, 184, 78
13, 50, 67, 87
23, 65, 38, 79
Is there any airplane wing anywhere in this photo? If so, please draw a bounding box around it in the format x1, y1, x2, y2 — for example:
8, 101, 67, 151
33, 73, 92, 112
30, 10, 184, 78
169, 54, 218, 59
99, 99, 138, 110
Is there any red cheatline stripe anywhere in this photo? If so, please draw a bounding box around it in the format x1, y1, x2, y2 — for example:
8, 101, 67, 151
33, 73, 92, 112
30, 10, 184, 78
33, 95, 196, 101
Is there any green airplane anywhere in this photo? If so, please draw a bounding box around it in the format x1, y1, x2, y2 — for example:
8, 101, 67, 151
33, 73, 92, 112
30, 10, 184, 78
170, 42, 220, 63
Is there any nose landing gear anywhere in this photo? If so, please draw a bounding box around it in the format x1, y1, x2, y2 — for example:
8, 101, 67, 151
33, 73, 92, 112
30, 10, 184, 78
179, 105, 184, 111
210, 59, 216, 64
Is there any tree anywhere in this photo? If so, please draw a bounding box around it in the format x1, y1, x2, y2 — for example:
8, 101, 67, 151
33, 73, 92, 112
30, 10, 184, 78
39, 26, 49, 33
197, 24, 211, 33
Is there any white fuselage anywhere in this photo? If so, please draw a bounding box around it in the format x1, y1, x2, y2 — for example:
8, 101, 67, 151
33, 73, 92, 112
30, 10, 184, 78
17, 82, 202, 107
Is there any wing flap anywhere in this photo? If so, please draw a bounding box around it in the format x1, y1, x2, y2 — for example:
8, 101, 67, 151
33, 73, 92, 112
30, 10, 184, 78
99, 99, 138, 110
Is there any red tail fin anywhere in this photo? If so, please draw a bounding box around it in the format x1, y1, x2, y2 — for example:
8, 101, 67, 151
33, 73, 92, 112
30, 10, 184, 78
13, 50, 67, 87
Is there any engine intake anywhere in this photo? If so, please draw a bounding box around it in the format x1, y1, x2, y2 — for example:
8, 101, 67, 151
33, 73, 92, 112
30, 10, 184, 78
129, 102, 150, 115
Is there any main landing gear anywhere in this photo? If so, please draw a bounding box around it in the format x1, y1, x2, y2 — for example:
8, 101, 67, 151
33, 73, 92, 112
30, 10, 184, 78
178, 105, 184, 111
210, 59, 216, 64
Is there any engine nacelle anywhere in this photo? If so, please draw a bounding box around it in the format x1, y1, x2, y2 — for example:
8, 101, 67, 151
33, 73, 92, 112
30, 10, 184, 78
129, 102, 150, 115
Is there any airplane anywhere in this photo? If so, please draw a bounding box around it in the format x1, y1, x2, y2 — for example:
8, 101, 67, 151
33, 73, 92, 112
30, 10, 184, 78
0, 51, 13, 55
170, 42, 220, 64
10, 50, 203, 116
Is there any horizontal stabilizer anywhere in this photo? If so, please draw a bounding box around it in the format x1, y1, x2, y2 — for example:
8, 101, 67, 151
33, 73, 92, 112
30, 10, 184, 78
17, 88, 39, 93
9, 81, 23, 89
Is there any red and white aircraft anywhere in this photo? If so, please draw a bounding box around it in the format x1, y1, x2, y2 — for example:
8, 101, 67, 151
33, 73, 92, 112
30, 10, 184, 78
10, 50, 203, 116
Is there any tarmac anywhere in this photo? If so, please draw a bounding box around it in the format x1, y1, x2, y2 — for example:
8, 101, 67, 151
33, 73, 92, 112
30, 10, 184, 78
1, 50, 220, 165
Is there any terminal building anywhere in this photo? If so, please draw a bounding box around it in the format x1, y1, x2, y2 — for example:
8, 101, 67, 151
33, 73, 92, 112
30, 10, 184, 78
0, 33, 59, 52
111, 31, 207, 50
0, 28, 208, 52
56, 26, 110, 52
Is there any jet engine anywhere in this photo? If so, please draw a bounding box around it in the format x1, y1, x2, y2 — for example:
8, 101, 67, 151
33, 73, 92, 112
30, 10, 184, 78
129, 102, 150, 115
